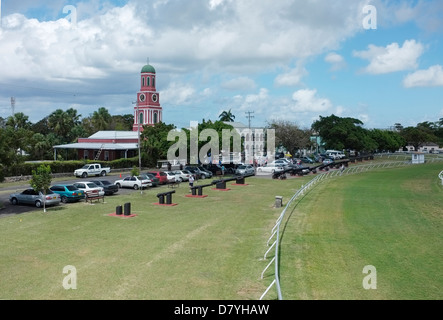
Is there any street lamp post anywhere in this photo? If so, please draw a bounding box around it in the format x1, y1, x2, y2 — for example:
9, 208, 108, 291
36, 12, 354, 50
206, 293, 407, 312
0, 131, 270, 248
133, 101, 142, 193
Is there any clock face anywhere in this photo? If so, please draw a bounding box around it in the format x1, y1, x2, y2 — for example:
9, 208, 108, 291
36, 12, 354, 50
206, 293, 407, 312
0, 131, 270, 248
152, 94, 158, 102
139, 94, 145, 102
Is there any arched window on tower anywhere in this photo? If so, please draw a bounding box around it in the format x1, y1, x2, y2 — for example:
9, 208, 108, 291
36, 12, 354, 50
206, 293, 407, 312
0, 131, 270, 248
152, 77, 155, 88
147, 77, 150, 87
139, 112, 144, 125
142, 77, 145, 87
153, 112, 158, 124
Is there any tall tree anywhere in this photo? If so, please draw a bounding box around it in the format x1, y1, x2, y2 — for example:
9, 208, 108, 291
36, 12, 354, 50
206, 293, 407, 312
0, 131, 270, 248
218, 109, 236, 122
312, 115, 376, 152
48, 108, 82, 143
400, 126, 437, 151
268, 120, 311, 156
91, 107, 112, 131
140, 122, 177, 167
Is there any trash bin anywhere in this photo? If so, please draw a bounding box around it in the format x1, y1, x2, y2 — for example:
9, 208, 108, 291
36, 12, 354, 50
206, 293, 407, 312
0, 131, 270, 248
124, 202, 131, 216
116, 205, 123, 215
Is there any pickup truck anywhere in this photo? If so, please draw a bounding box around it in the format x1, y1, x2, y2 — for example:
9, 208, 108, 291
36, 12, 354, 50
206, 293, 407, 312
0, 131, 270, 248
74, 164, 111, 178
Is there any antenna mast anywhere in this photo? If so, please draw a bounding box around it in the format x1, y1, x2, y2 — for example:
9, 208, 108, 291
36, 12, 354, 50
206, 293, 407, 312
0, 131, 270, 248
11, 97, 15, 116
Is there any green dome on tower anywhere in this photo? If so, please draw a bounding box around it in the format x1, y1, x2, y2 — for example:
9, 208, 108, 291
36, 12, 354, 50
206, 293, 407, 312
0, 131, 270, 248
141, 64, 156, 73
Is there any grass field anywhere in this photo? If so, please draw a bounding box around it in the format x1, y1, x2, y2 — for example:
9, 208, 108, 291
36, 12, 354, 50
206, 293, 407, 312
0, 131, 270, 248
0, 162, 441, 300
277, 163, 442, 300
0, 176, 303, 300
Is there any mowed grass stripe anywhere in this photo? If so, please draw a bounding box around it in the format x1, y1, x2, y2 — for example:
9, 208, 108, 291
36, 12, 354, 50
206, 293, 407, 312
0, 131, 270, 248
278, 164, 442, 300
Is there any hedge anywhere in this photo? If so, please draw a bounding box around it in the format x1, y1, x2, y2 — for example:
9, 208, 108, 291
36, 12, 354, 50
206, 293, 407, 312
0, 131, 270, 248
0, 157, 143, 182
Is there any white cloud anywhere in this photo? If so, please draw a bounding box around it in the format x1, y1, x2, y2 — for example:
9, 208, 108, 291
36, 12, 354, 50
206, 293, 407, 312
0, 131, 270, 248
275, 65, 308, 87
161, 82, 196, 106
403, 65, 443, 88
222, 77, 256, 91
290, 89, 332, 113
353, 40, 424, 74
325, 52, 346, 71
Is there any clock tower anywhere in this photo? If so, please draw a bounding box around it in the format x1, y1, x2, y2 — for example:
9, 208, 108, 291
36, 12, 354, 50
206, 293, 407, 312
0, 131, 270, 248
133, 62, 162, 132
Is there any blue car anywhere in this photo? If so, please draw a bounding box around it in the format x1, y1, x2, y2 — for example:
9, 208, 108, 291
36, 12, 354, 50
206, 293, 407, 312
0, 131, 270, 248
50, 184, 85, 203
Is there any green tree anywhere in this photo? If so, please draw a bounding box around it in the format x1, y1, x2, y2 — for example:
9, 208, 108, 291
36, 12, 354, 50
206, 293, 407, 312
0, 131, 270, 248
400, 126, 437, 151
6, 112, 32, 130
268, 120, 311, 156
140, 122, 177, 167
48, 108, 82, 143
369, 129, 406, 152
30, 164, 52, 213
111, 114, 134, 131
91, 107, 112, 131
312, 115, 376, 152
218, 109, 236, 122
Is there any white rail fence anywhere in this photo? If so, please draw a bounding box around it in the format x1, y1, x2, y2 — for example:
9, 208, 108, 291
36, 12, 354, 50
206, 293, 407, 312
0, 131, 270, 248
259, 157, 443, 300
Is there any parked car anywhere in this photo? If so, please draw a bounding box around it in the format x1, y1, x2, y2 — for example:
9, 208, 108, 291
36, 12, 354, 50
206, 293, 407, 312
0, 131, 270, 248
184, 166, 204, 179
92, 180, 119, 195
203, 164, 223, 175
147, 171, 168, 185
185, 166, 211, 179
50, 184, 84, 203
235, 165, 255, 176
197, 166, 213, 179
269, 159, 290, 168
256, 165, 285, 174
73, 181, 105, 196
301, 156, 314, 164
9, 189, 61, 208
164, 171, 178, 183
114, 176, 152, 190
74, 163, 111, 178
143, 173, 159, 187
172, 170, 191, 182
323, 159, 334, 165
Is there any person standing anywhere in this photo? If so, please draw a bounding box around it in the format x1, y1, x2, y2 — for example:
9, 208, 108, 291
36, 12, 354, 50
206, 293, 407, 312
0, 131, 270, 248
189, 174, 195, 192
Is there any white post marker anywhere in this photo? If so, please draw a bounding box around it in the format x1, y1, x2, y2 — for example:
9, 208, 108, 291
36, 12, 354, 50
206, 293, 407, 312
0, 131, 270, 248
439, 170, 443, 186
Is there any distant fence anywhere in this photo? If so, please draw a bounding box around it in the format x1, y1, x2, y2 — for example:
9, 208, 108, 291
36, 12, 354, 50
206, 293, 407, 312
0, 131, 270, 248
259, 157, 443, 300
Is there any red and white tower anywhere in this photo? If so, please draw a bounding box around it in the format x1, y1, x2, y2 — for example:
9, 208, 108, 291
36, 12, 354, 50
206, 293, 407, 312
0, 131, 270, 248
133, 63, 162, 132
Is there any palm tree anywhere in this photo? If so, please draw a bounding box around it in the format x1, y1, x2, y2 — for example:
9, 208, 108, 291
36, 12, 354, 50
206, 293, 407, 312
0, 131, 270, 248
91, 107, 112, 131
218, 109, 236, 122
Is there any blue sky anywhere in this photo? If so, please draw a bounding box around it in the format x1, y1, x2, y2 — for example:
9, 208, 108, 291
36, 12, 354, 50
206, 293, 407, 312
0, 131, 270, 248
0, 0, 442, 130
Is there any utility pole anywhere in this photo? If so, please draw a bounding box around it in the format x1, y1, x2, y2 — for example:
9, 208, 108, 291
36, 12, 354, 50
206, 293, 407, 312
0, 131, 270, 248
245, 111, 254, 129
132, 101, 143, 194
245, 111, 255, 165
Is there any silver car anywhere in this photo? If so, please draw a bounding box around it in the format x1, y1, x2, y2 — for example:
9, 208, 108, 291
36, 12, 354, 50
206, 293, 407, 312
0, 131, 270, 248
235, 165, 255, 176
9, 189, 61, 208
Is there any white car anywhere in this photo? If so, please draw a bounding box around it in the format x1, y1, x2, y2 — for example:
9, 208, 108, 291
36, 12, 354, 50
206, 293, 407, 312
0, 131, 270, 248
164, 171, 178, 183
172, 170, 191, 182
73, 181, 105, 196
114, 176, 152, 190
269, 159, 290, 168
256, 165, 285, 174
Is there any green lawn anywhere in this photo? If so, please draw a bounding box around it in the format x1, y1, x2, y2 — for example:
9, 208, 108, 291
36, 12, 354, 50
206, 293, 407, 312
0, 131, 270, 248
1, 162, 441, 300
277, 163, 442, 300
0, 176, 302, 300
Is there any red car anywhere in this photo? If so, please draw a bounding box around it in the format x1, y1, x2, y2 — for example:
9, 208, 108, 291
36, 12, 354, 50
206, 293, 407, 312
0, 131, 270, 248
148, 171, 168, 185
